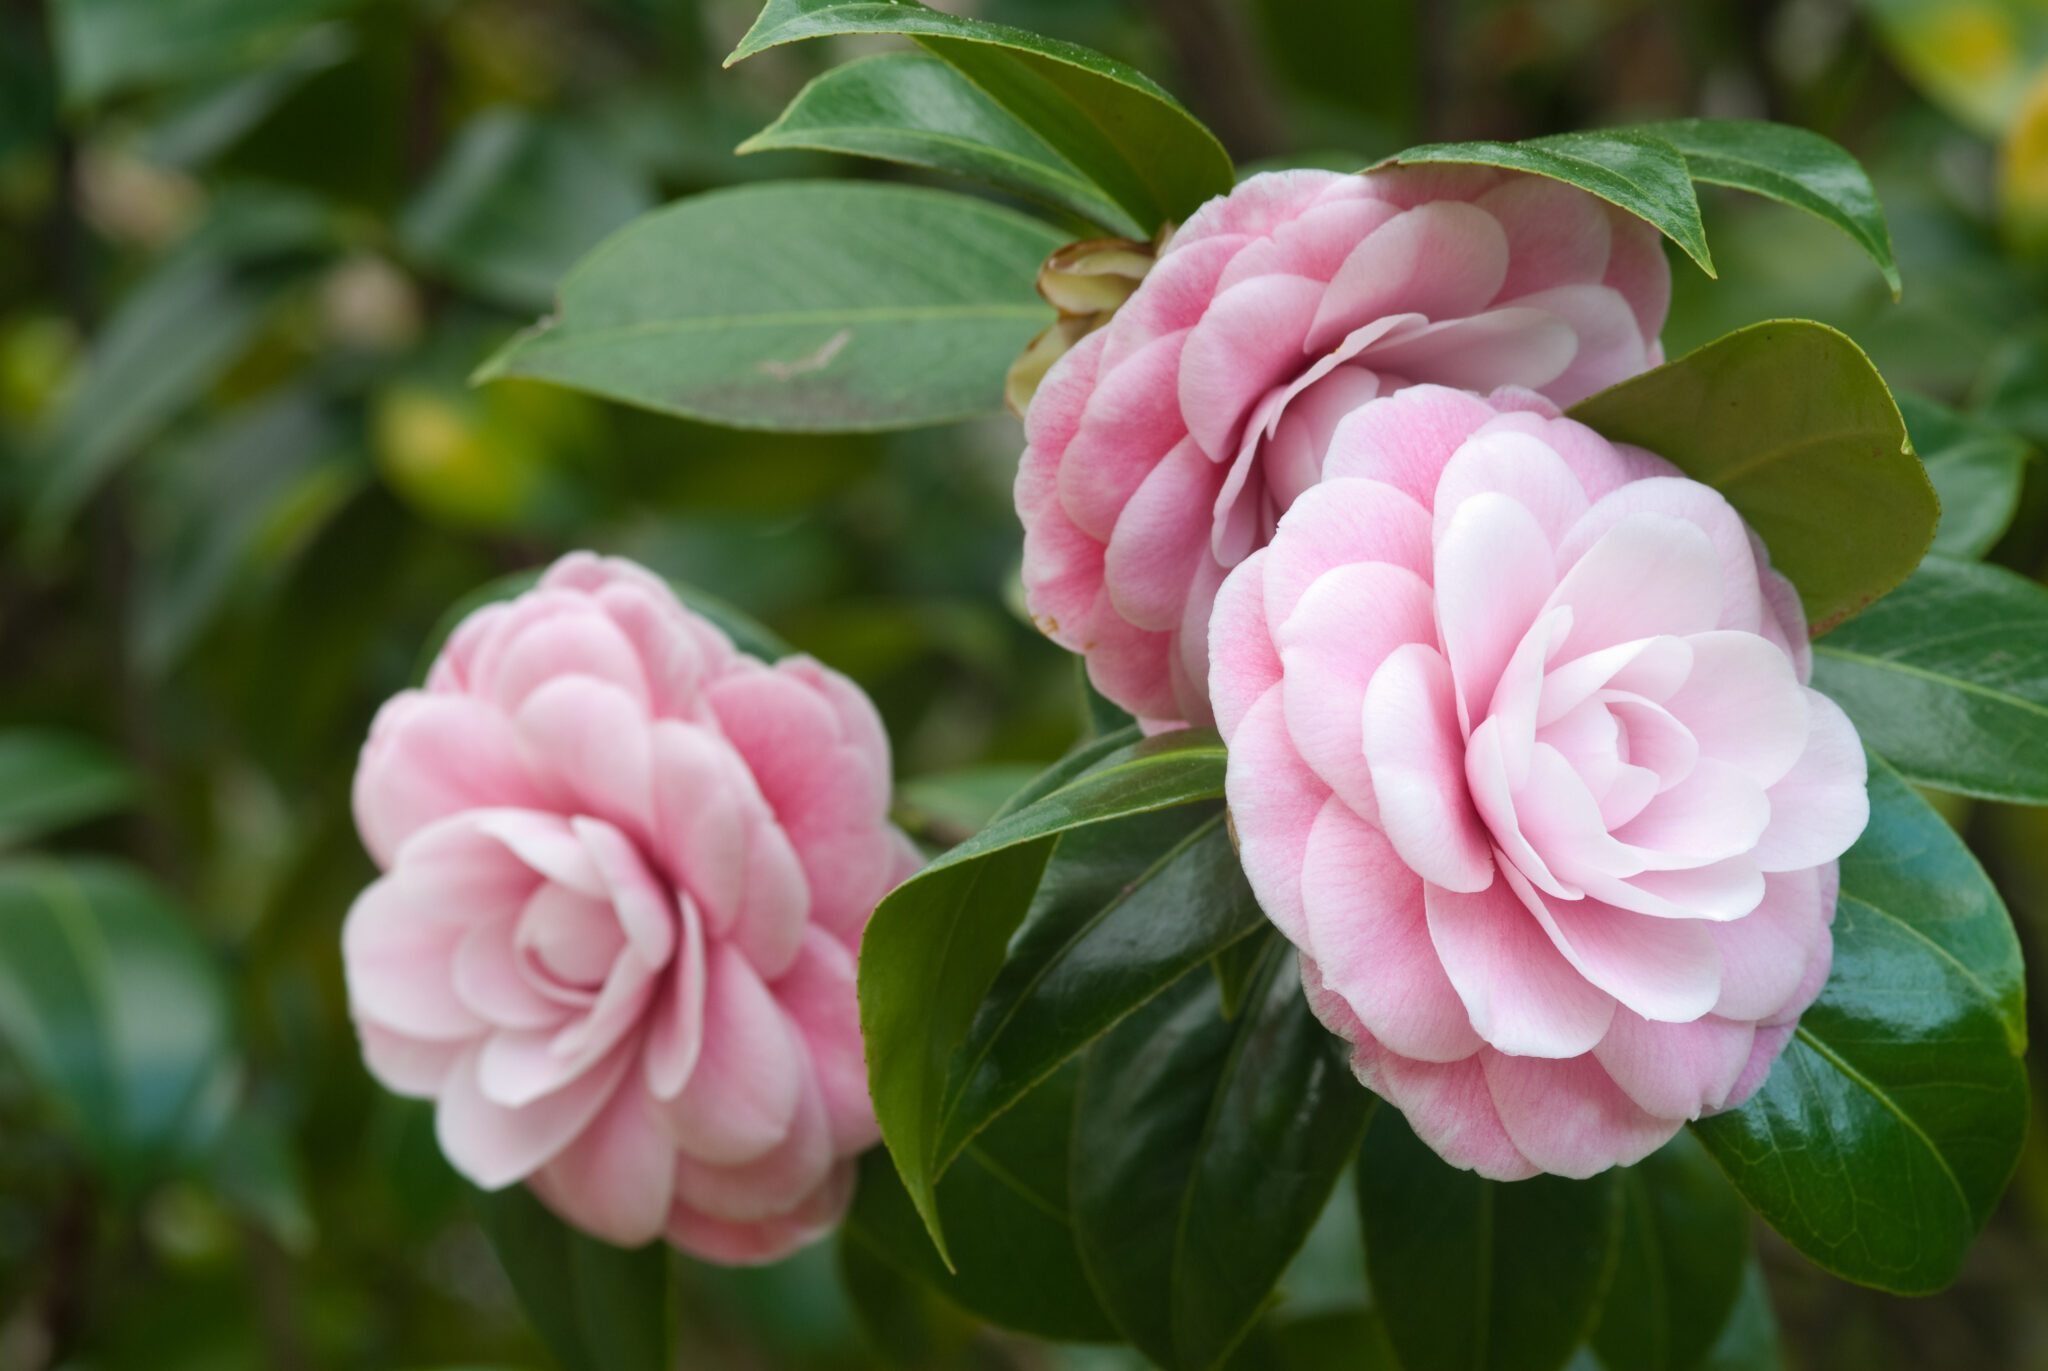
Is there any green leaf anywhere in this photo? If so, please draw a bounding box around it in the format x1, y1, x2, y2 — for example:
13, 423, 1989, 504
472, 1183, 674, 1371
1591, 1131, 1749, 1371
476, 182, 1061, 431
1568, 319, 1934, 633
0, 729, 137, 846
1896, 392, 2030, 560
51, 0, 349, 105
739, 52, 1142, 237
401, 109, 655, 311
0, 859, 233, 1189
837, 1232, 980, 1368
859, 727, 1225, 1260
727, 1, 1233, 233
1358, 1103, 1620, 1371
894, 763, 1044, 846
846, 1064, 1120, 1342
934, 806, 1269, 1171
1690, 757, 2028, 1294
1641, 119, 1900, 297
1812, 556, 2048, 804
1384, 129, 1711, 275
1071, 942, 1371, 1371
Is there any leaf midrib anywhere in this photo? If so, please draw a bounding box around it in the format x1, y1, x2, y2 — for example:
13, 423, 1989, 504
1815, 643, 2048, 723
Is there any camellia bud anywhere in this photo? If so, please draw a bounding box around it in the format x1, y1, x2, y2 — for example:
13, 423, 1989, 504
1004, 226, 1172, 416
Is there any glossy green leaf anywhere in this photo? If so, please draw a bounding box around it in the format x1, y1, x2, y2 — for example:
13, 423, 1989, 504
1896, 392, 2029, 560
0, 729, 137, 846
401, 109, 654, 311
727, 1, 1233, 233
1358, 1103, 1620, 1371
860, 726, 1225, 1260
1690, 757, 2028, 1293
51, 0, 348, 105
477, 182, 1060, 431
1642, 119, 1899, 296
1262, 1310, 1401, 1371
0, 859, 233, 1188
1384, 129, 1712, 274
739, 52, 1142, 236
1812, 556, 2048, 804
846, 1065, 1119, 1342
1591, 1131, 1749, 1371
935, 806, 1268, 1169
472, 1183, 673, 1371
1569, 319, 1933, 633
1072, 942, 1371, 1371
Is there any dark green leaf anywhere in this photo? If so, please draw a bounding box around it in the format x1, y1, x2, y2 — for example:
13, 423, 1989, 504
1358, 1104, 1620, 1371
1895, 391, 2029, 560
1569, 319, 1934, 633
837, 1232, 980, 1368
727, 1, 1233, 232
476, 182, 1061, 431
894, 763, 1043, 846
1384, 129, 1711, 274
859, 727, 1224, 1259
1263, 1310, 1401, 1371
401, 109, 654, 311
1812, 556, 2048, 804
1591, 1131, 1749, 1371
472, 1183, 673, 1371
0, 729, 137, 846
143, 22, 353, 168
935, 806, 1268, 1169
1072, 944, 1371, 1370
1212, 931, 1269, 1021
739, 52, 1142, 236
1642, 119, 1899, 296
1690, 756, 2028, 1293
0, 859, 233, 1188
846, 1065, 1119, 1342
51, 0, 348, 105
1085, 669, 1140, 738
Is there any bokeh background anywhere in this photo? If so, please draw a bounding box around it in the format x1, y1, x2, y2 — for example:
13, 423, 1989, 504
2, 0, 2048, 1367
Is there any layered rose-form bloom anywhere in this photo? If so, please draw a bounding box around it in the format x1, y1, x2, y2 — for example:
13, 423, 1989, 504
1019, 165, 1670, 727
343, 553, 919, 1260
1211, 386, 1869, 1177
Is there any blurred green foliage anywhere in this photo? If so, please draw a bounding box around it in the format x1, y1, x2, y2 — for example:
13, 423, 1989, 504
4, 0, 2048, 1369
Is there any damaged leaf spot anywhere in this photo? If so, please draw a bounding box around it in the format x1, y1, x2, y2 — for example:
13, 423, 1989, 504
758, 328, 853, 379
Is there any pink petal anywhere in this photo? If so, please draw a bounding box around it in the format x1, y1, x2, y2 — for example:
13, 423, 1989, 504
1078, 584, 1182, 725
343, 877, 487, 1041
644, 891, 708, 1099
666, 1158, 854, 1266
531, 1080, 677, 1246
1425, 874, 1615, 1058
662, 943, 803, 1166
1601, 205, 1673, 344
1481, 1050, 1680, 1177
1098, 237, 1240, 372
1223, 684, 1332, 945
1362, 642, 1495, 892
1435, 492, 1557, 730
1180, 274, 1324, 460
1709, 867, 1827, 1020
1601, 696, 1698, 791
1589, 856, 1766, 923
1753, 691, 1869, 871
354, 693, 548, 867
1105, 437, 1229, 632
1342, 1030, 1536, 1180
1546, 513, 1723, 661
512, 676, 655, 846
1216, 196, 1402, 290
452, 916, 561, 1030
1593, 1009, 1755, 1119
1262, 477, 1433, 628
1306, 201, 1510, 353
1058, 331, 1191, 541
1302, 799, 1483, 1062
1504, 284, 1648, 406
1209, 551, 1280, 743
1280, 563, 1436, 824
773, 928, 877, 1153
1558, 478, 1763, 635
1477, 175, 1613, 299
436, 1039, 634, 1188
672, 1058, 834, 1223
514, 880, 623, 995
1321, 384, 1500, 500
356, 1020, 464, 1097
1501, 863, 1721, 1025
572, 816, 676, 967
1357, 307, 1577, 394
1513, 743, 1644, 887
1613, 758, 1771, 868
486, 607, 651, 716
470, 810, 606, 897
1537, 636, 1694, 724
1466, 717, 1578, 900
1429, 429, 1591, 549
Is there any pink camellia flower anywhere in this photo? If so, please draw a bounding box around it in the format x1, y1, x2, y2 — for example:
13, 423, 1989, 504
1210, 385, 1869, 1178
343, 553, 919, 1261
1018, 165, 1670, 728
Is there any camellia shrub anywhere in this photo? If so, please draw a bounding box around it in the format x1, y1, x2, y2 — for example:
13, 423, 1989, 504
309, 4, 2048, 1369
12, 1, 2048, 1369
